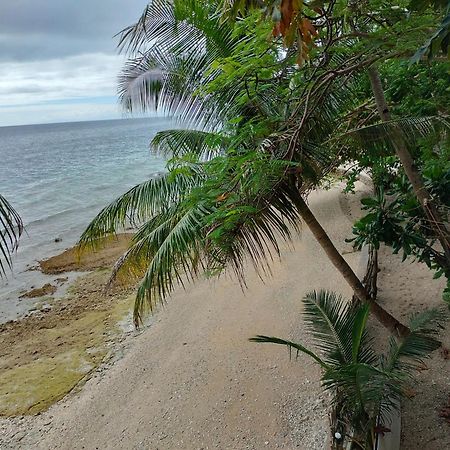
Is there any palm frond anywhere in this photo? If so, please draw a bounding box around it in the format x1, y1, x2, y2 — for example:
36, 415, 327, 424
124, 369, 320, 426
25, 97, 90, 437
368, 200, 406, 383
334, 116, 450, 156
117, 0, 174, 54
384, 308, 444, 374
118, 53, 164, 113
0, 194, 23, 277
302, 290, 376, 366
249, 335, 328, 368
151, 129, 226, 159
118, 47, 207, 118
117, 0, 236, 124
202, 172, 304, 286
130, 202, 212, 324
118, 0, 232, 56
323, 363, 402, 423
116, 180, 302, 325
78, 168, 203, 250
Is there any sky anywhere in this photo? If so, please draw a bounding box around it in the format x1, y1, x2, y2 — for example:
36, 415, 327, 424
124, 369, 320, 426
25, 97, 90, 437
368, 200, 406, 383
0, 0, 150, 126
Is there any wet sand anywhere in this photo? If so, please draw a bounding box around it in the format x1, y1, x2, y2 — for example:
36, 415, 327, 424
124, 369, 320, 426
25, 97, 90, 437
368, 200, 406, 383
0, 234, 135, 417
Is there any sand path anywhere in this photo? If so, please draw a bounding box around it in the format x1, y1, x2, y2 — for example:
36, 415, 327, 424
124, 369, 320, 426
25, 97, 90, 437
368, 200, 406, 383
9, 187, 362, 450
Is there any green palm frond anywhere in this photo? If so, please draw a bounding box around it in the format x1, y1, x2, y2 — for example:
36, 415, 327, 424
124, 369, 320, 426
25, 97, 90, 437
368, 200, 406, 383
207, 179, 303, 283
129, 175, 303, 324
118, 0, 232, 56
251, 290, 443, 438
0, 194, 23, 277
335, 116, 450, 156
118, 48, 210, 120
130, 202, 212, 324
118, 53, 164, 113
82, 153, 309, 325
151, 129, 227, 159
78, 168, 203, 250
322, 362, 402, 426
117, 0, 173, 54
384, 308, 444, 374
249, 335, 328, 368
117, 0, 236, 123
302, 290, 376, 366
251, 290, 377, 370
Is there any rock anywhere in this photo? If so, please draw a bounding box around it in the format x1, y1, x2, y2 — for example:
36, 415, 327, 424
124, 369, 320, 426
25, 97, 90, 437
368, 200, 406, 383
19, 283, 57, 298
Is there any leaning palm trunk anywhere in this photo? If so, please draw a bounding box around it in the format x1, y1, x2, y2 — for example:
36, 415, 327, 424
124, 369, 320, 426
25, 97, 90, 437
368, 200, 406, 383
296, 196, 409, 336
362, 245, 378, 300
368, 66, 450, 266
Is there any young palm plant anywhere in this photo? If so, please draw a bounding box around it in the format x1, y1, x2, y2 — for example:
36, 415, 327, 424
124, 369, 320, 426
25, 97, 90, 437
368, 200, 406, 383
251, 290, 443, 449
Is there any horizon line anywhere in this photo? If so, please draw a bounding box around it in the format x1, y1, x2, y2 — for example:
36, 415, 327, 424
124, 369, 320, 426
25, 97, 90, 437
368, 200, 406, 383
0, 115, 168, 129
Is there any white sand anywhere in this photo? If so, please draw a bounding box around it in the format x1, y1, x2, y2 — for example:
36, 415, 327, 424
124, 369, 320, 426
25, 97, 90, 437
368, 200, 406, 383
5, 183, 447, 450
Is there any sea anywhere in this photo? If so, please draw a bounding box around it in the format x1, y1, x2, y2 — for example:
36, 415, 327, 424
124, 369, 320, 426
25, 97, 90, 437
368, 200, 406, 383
0, 117, 171, 323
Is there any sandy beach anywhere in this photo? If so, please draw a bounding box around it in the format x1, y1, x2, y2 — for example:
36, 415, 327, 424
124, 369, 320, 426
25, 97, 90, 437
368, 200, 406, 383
1, 184, 449, 449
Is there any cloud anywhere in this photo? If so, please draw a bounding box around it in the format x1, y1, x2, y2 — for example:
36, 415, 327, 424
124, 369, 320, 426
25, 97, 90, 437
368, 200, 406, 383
0, 53, 129, 126
0, 0, 149, 61
0, 0, 149, 125
0, 53, 124, 106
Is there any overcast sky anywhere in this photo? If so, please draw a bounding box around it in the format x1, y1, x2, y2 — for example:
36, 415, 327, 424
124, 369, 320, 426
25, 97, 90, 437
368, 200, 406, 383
0, 0, 149, 126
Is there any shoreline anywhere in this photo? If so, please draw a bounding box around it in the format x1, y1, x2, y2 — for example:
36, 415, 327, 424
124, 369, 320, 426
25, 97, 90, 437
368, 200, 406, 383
0, 234, 137, 417
1, 183, 449, 449
0, 184, 361, 449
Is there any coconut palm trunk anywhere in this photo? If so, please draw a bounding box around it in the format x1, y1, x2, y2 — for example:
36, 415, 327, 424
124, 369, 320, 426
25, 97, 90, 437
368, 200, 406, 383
296, 195, 409, 336
368, 66, 450, 266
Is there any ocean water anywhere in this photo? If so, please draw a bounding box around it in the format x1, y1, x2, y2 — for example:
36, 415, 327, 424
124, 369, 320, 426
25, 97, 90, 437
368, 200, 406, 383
0, 118, 171, 322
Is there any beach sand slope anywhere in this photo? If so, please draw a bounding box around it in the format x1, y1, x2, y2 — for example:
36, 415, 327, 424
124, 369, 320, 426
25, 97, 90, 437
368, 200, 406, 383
4, 183, 448, 449
8, 186, 360, 450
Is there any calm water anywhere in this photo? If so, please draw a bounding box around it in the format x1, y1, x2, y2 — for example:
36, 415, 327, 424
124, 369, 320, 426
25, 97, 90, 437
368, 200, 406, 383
0, 118, 171, 322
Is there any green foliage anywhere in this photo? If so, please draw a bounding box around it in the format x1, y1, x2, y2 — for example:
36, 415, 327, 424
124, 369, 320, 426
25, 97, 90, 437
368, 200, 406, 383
382, 61, 450, 117
152, 129, 227, 159
340, 55, 449, 302
252, 290, 444, 448
348, 140, 450, 298
82, 0, 450, 324
411, 0, 450, 62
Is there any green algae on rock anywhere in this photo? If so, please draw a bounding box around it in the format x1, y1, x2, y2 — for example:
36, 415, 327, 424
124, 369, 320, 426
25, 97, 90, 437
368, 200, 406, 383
0, 267, 136, 417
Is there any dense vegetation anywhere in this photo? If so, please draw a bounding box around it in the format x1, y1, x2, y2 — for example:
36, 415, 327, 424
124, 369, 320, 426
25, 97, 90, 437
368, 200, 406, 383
78, 1, 449, 447
81, 0, 449, 325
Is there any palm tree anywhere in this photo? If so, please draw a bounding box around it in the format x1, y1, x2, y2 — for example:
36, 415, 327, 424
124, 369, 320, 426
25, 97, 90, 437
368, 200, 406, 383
81, 0, 413, 333
367, 66, 450, 266
222, 0, 450, 266
0, 194, 23, 277
251, 290, 443, 449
